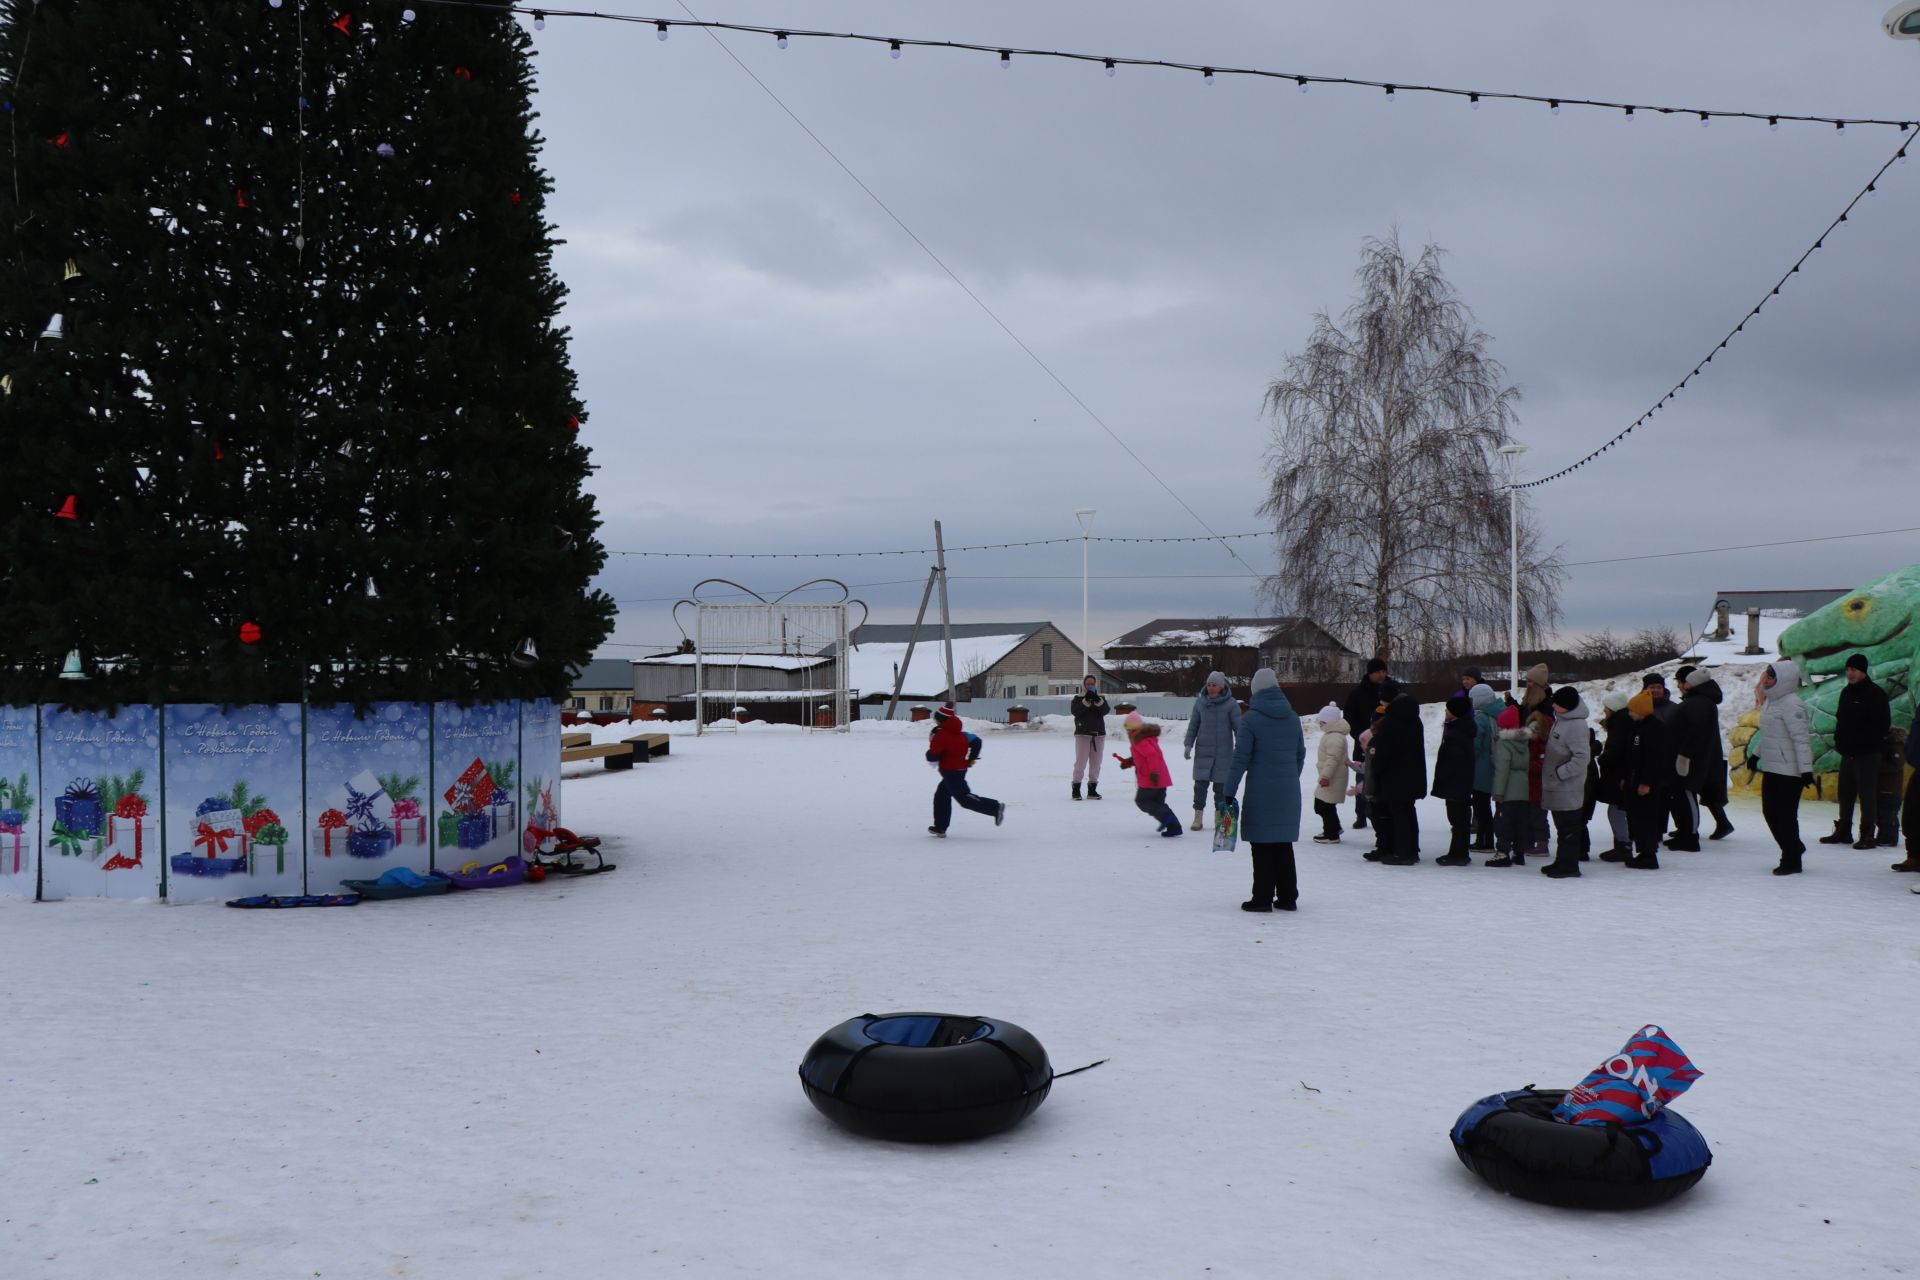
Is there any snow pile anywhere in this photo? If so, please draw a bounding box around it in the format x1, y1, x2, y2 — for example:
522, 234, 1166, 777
844, 633, 1031, 698
1685, 609, 1799, 669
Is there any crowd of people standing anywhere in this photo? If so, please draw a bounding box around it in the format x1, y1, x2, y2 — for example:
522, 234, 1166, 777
924, 653, 1918, 912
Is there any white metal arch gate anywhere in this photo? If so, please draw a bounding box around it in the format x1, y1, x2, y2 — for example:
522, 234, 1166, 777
673, 581, 866, 736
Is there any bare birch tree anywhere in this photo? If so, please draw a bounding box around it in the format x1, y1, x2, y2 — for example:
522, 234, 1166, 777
1261, 232, 1563, 666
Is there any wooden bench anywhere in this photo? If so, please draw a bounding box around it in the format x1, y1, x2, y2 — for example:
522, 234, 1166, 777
561, 731, 592, 749
623, 733, 670, 763
561, 741, 635, 771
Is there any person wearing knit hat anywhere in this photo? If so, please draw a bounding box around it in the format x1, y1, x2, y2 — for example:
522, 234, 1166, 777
1068, 673, 1110, 801
1116, 712, 1183, 837
923, 703, 1006, 837
1221, 668, 1306, 909
1340, 659, 1400, 832
1311, 700, 1351, 843
1539, 686, 1593, 878
1754, 662, 1814, 874
1596, 691, 1635, 858
1676, 666, 1734, 842
1616, 690, 1672, 869
1519, 662, 1552, 713
1487, 702, 1533, 866
1821, 652, 1893, 849
1183, 671, 1242, 833
1466, 681, 1500, 850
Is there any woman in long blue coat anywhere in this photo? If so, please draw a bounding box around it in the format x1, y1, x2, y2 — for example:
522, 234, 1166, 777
1221, 668, 1306, 912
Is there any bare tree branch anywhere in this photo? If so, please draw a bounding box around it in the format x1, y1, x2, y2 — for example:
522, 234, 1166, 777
1260, 231, 1563, 667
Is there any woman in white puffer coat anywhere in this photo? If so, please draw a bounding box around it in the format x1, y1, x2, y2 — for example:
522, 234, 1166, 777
1311, 703, 1349, 843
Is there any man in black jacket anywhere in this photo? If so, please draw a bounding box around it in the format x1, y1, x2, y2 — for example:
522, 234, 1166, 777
1646, 673, 1699, 850
1820, 653, 1892, 849
1621, 689, 1674, 870
1341, 659, 1400, 830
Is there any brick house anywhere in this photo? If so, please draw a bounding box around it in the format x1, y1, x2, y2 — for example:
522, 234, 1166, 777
847, 622, 1121, 702
1104, 616, 1361, 690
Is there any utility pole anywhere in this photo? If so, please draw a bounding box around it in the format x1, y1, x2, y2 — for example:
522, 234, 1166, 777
884, 567, 938, 721
1497, 443, 1528, 694
1075, 508, 1096, 681
934, 520, 956, 705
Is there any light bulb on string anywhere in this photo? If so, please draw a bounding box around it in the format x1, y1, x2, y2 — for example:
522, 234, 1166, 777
656, 21, 668, 40
1202, 67, 1214, 85
1768, 116, 1779, 132
1835, 120, 1845, 131
775, 31, 787, 48
532, 11, 545, 31
1549, 99, 1560, 115
1104, 59, 1116, 77
889, 40, 902, 59
999, 49, 1011, 69
1468, 93, 1479, 110
1296, 77, 1308, 93
1384, 85, 1395, 102
1699, 112, 1710, 127
1624, 106, 1634, 121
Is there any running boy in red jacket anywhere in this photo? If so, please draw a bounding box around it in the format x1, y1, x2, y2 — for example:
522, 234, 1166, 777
924, 704, 1006, 838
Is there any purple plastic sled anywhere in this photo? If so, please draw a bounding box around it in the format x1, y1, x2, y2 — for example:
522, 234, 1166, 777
439, 856, 527, 889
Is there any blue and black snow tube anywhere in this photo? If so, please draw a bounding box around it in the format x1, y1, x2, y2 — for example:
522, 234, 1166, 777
1450, 1087, 1711, 1210
799, 1012, 1052, 1142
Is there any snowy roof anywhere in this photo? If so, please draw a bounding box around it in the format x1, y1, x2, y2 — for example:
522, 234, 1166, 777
1107, 617, 1355, 654
634, 653, 831, 671
1710, 589, 1849, 619
846, 633, 1033, 698
1686, 609, 1799, 668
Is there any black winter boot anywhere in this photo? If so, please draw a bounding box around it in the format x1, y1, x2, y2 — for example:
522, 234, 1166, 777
1817, 824, 1853, 845
1626, 851, 1660, 870
1071, 782, 1082, 801
1086, 782, 1102, 800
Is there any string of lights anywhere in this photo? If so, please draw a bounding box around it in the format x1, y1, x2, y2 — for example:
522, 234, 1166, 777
408, 1, 1920, 135
1515, 124, 1915, 490
605, 531, 1275, 559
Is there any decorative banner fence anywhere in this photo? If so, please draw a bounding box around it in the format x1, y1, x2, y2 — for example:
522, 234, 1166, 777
0, 700, 563, 903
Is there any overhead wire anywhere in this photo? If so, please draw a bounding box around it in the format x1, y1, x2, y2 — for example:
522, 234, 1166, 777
408, 1, 1918, 133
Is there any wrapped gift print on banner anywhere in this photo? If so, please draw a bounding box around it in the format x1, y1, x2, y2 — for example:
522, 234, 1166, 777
432, 701, 520, 871
164, 704, 306, 902
0, 706, 37, 891
39, 706, 163, 900
522, 698, 562, 852
302, 704, 438, 891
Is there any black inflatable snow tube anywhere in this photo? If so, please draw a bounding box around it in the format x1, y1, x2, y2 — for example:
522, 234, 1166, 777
798, 1012, 1053, 1142
1450, 1088, 1712, 1210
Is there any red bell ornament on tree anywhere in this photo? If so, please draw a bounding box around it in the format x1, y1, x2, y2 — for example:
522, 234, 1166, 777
54, 494, 80, 520
239, 621, 263, 646
331, 12, 352, 35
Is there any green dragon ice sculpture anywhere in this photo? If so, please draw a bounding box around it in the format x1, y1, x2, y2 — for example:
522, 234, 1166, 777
1732, 562, 1919, 784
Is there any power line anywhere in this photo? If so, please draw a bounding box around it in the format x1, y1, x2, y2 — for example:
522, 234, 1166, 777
411, 1, 1919, 134
669, 0, 1262, 579
1562, 523, 1920, 568
1518, 124, 1915, 490
604, 531, 1273, 559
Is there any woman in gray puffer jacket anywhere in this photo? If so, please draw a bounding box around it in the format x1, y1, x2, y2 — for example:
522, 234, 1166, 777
1756, 660, 1814, 875
1184, 670, 1242, 831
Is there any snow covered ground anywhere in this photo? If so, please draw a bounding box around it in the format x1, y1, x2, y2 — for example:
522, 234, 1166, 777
3, 718, 1916, 1278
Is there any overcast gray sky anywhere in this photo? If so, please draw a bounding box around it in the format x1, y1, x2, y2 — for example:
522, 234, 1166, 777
524, 0, 1920, 660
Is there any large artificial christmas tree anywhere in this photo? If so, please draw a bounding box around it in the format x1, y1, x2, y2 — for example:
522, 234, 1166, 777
0, 0, 614, 710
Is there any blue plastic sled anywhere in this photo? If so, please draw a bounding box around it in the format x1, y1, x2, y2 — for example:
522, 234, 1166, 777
225, 893, 362, 909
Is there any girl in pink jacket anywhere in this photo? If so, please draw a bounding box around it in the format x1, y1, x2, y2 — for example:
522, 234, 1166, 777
1116, 713, 1183, 837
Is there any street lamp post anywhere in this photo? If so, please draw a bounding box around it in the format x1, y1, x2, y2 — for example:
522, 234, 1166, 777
1496, 444, 1527, 695
1075, 509, 1097, 680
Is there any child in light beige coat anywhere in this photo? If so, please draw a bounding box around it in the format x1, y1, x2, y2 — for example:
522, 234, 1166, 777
1312, 703, 1350, 843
